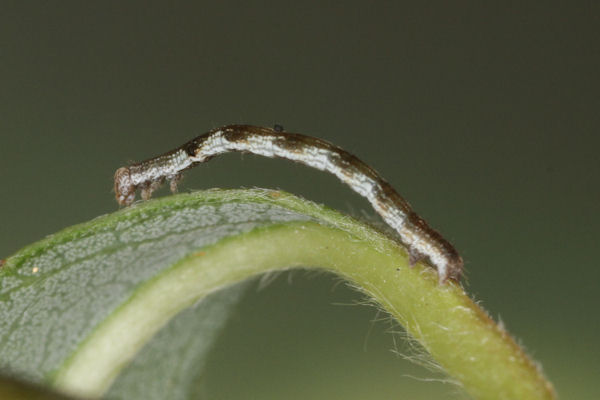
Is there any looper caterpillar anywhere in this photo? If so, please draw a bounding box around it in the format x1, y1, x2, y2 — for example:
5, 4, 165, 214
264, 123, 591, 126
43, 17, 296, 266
114, 125, 463, 283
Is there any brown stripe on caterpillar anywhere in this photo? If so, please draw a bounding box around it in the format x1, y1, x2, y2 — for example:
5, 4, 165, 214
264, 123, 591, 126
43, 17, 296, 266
113, 124, 464, 284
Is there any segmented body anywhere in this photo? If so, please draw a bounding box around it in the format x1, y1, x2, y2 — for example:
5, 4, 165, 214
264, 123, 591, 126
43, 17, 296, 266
114, 125, 463, 283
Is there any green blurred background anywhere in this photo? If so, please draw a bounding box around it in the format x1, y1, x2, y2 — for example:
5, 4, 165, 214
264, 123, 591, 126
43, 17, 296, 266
1, 2, 598, 399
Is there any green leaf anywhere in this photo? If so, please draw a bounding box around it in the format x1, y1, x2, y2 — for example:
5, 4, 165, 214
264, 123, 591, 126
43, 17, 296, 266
0, 189, 555, 400
106, 280, 250, 399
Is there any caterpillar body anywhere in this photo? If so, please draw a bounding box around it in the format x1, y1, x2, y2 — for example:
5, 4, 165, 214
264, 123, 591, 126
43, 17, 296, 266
114, 125, 463, 284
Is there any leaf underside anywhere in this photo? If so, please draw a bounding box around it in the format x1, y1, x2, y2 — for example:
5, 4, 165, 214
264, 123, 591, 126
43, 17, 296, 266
0, 189, 555, 400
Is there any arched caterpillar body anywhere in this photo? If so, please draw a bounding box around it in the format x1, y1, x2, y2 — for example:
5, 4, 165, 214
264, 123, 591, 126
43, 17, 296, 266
114, 125, 463, 284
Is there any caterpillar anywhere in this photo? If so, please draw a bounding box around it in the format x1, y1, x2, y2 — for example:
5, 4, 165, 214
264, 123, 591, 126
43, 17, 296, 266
114, 125, 463, 284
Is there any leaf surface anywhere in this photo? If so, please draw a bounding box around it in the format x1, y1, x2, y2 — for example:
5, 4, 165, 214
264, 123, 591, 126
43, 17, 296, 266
0, 189, 555, 400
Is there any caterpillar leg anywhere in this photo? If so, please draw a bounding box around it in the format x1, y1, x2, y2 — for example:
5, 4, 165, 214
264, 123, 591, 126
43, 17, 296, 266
408, 248, 424, 267
141, 179, 164, 201
169, 173, 183, 193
